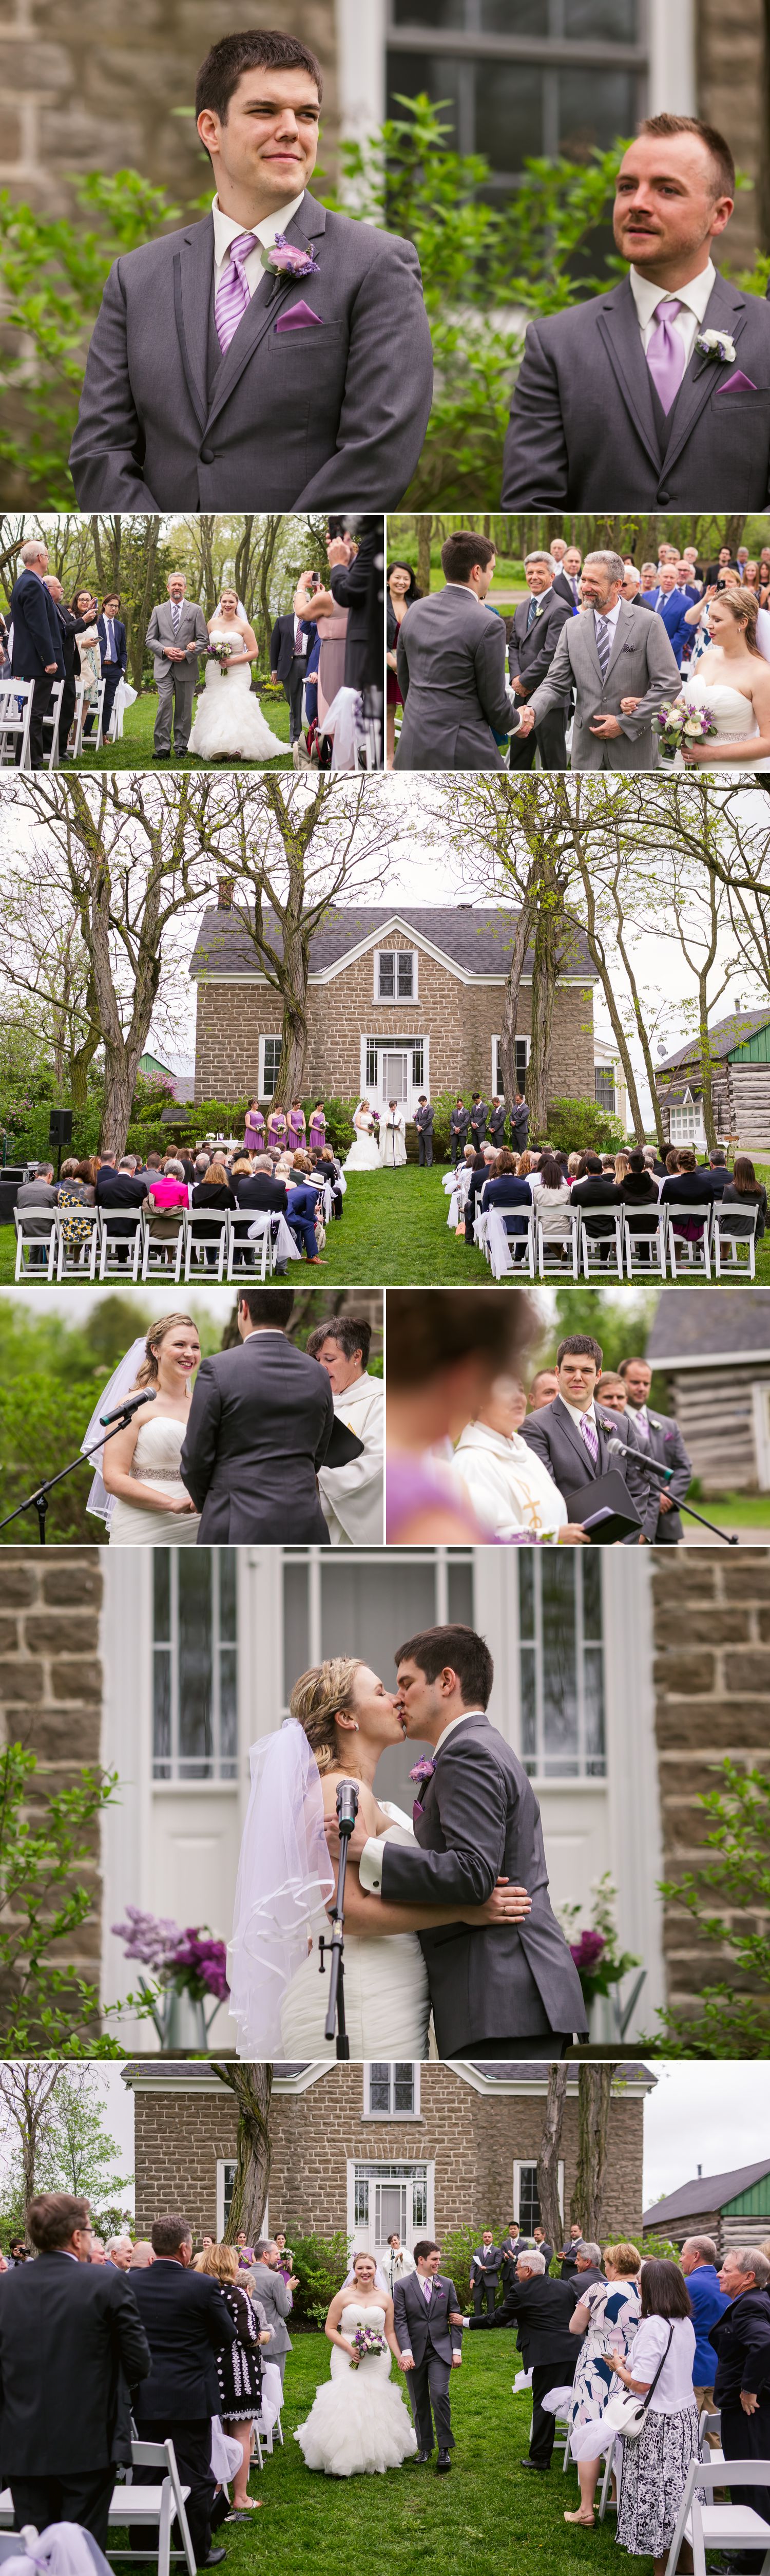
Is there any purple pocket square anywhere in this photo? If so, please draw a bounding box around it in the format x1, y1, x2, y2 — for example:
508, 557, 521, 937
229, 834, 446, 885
275, 300, 323, 332
716, 368, 757, 393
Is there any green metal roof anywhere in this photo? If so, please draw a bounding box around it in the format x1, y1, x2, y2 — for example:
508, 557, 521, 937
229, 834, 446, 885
723, 2176, 770, 2216
729, 1022, 770, 1064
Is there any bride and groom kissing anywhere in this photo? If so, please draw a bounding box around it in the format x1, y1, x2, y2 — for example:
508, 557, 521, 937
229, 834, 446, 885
229, 1622, 587, 2060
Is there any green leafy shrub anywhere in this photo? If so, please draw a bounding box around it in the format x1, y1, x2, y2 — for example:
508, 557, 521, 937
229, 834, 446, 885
651, 1761, 770, 2058
286, 2231, 352, 2328
545, 1097, 628, 1156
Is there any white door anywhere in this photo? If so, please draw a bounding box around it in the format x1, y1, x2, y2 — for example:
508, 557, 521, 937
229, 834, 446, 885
382, 1050, 409, 1102
374, 2179, 409, 2251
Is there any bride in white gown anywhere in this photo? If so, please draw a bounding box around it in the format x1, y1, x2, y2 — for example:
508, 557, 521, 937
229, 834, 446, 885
187, 590, 285, 763
344, 1102, 382, 1172
83, 1313, 202, 1544
296, 2253, 417, 2477
227, 1660, 526, 2058
669, 588, 770, 770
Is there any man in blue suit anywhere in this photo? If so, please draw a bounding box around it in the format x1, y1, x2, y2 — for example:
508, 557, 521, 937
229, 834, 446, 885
8, 538, 64, 767
649, 565, 692, 663
94, 593, 128, 740
270, 601, 317, 745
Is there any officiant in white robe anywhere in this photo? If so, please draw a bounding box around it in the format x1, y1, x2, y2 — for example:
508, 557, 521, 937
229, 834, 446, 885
318, 1369, 384, 1544
379, 1100, 408, 1167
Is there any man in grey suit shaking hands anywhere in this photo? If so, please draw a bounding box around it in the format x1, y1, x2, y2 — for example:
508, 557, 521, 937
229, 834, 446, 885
517, 551, 680, 768
70, 27, 433, 513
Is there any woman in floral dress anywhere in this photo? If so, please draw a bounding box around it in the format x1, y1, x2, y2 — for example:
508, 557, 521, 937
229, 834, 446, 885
199, 2243, 269, 2513
564, 2242, 642, 2528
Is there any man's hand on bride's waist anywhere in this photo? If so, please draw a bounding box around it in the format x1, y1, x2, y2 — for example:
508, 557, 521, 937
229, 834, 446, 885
466, 1876, 532, 1927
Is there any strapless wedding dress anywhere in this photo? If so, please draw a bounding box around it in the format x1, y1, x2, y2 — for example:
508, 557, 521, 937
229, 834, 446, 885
108, 1415, 200, 1545
279, 1807, 431, 2056
672, 673, 770, 769
295, 2303, 417, 2477
344, 1119, 381, 1173
187, 632, 285, 762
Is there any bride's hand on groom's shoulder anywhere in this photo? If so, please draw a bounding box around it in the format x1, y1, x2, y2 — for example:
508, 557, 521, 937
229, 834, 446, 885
467, 1877, 532, 1927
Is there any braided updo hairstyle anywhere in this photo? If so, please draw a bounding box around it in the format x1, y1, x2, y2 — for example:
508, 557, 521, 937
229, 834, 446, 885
134, 1314, 199, 1386
290, 1658, 363, 1771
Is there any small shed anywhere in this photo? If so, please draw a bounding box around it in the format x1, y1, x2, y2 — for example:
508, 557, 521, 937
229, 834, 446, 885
645, 1290, 770, 1493
643, 2158, 770, 2257
655, 1008, 770, 1154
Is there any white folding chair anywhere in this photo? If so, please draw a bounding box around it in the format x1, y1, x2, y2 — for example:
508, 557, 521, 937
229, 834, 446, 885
183, 1208, 228, 1284
54, 1205, 100, 1281
98, 1207, 144, 1283
664, 2452, 770, 2575
141, 1209, 185, 1283
110, 2437, 197, 2576
712, 1199, 758, 1279
487, 1203, 536, 1279
664, 1201, 713, 1280
537, 1210, 579, 1280
578, 1210, 624, 1280
74, 677, 106, 758
226, 1210, 275, 1282
0, 2490, 15, 2527
41, 678, 65, 769
597, 2435, 621, 2521
13, 1205, 56, 1281
0, 679, 34, 768
623, 1210, 667, 1279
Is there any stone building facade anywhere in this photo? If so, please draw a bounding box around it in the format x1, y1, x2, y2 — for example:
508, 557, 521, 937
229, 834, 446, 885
650, 1548, 770, 2026
0, 1550, 105, 1994
124, 2061, 650, 2245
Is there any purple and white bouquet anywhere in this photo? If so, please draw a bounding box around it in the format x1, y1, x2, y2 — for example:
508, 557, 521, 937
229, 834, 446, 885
208, 636, 237, 668
350, 2322, 387, 2368
658, 694, 718, 760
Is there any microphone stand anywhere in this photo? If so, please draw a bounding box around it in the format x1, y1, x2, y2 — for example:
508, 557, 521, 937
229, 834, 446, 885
0, 1403, 155, 1543
623, 1447, 739, 1545
318, 1779, 359, 2059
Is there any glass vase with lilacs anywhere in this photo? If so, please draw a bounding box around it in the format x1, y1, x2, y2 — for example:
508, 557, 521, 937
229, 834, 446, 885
112, 1906, 229, 2050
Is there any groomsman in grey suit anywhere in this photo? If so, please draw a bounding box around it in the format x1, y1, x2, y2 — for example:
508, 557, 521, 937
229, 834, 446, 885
69, 28, 432, 512
507, 551, 573, 769
394, 531, 522, 769
145, 576, 209, 759
251, 2243, 296, 2386
503, 116, 770, 512
518, 551, 680, 769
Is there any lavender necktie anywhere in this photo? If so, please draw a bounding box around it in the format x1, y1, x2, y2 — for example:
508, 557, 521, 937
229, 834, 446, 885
646, 298, 686, 413
580, 1414, 599, 1467
215, 231, 259, 354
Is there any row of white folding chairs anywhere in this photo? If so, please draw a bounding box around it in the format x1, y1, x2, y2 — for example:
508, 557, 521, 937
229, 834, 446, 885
0, 2438, 195, 2576
14, 1202, 284, 1286
0, 674, 106, 770
475, 1195, 760, 1286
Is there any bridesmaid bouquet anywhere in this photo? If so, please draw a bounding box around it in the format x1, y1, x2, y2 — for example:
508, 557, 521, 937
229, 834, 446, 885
658, 695, 718, 760
350, 2323, 387, 2367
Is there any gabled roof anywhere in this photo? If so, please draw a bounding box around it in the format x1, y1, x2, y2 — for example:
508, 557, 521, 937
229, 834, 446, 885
656, 1009, 770, 1076
188, 904, 596, 986
644, 2159, 770, 2227
646, 1289, 770, 1368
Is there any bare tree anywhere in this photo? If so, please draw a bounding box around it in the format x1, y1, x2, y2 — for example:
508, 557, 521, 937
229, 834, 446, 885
0, 2062, 64, 2218
213, 2063, 273, 2244
536, 2063, 569, 2255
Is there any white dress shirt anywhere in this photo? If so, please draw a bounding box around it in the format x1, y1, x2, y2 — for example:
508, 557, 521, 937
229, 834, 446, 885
628, 259, 716, 368
358, 1709, 486, 1895
560, 1396, 599, 1431
102, 615, 117, 663
211, 192, 305, 300
593, 598, 622, 644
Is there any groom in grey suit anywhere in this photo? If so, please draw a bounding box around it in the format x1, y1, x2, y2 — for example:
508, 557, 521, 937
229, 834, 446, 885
503, 116, 770, 511
69, 29, 433, 513
180, 1287, 334, 1544
519, 551, 680, 768
328, 1624, 587, 2057
145, 576, 210, 758
394, 530, 522, 769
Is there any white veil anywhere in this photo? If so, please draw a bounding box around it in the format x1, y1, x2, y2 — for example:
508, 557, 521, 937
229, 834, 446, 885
81, 1336, 148, 1525
756, 606, 770, 667
341, 2259, 390, 2293
228, 1720, 335, 2056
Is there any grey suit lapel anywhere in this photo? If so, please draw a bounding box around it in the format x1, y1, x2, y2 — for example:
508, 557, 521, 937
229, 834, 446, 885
174, 216, 217, 435
205, 193, 328, 432
595, 276, 663, 475
603, 596, 635, 680
575, 610, 603, 687
660, 276, 750, 476
554, 1395, 596, 1477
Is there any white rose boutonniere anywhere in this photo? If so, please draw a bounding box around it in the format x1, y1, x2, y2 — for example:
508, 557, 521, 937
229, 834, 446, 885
695, 328, 737, 365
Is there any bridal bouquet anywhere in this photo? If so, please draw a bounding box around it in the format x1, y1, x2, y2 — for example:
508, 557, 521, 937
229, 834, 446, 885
350, 2323, 387, 2368
658, 695, 718, 760
208, 637, 237, 667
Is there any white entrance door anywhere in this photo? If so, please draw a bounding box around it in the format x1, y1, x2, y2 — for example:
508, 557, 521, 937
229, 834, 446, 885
375, 2178, 409, 2250
382, 1050, 409, 1103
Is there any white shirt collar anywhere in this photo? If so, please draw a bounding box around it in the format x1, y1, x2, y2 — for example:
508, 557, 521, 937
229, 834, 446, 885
443, 583, 485, 603
560, 1396, 597, 1428
433, 1707, 486, 1757
211, 191, 305, 265
594, 598, 622, 634
628, 258, 715, 331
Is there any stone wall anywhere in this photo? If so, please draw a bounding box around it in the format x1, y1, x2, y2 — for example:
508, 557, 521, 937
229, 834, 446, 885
0, 1550, 104, 1987
131, 2067, 645, 2241
697, 0, 769, 267
650, 1549, 770, 2020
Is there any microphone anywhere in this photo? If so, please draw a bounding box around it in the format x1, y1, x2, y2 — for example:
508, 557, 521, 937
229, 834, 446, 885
336, 1779, 360, 1836
99, 1390, 157, 1426
605, 1434, 672, 1481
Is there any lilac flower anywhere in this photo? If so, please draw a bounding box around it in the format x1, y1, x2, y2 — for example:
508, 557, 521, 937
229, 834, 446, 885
569, 1929, 606, 1972
112, 1908, 229, 2001
168, 1928, 230, 2003
111, 1907, 183, 1971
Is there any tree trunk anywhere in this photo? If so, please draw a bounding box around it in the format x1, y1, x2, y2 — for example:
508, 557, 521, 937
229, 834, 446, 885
570, 866, 650, 1143
255, 519, 283, 665
569, 2064, 615, 2241
498, 890, 538, 1110
528, 897, 560, 1136
416, 517, 432, 595
536, 2063, 569, 2256
213, 2063, 273, 2243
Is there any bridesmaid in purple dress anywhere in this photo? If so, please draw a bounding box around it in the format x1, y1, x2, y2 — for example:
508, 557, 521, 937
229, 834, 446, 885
287, 1099, 306, 1152
242, 1098, 264, 1154
267, 1108, 287, 1154
309, 1101, 326, 1152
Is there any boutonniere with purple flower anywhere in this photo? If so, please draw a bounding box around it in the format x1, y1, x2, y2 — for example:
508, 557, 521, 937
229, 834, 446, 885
410, 1758, 435, 1822
695, 328, 737, 366
261, 233, 320, 281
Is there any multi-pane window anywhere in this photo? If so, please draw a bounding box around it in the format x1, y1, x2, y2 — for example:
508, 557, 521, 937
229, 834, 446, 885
261, 1037, 281, 1098
367, 2063, 417, 2115
364, 1038, 425, 1093
378, 950, 415, 1000
518, 1553, 605, 1777
282, 1550, 474, 1808
516, 2164, 541, 2235
594, 1065, 615, 1113
670, 1100, 705, 1145
152, 1550, 238, 1779
387, 0, 645, 200
354, 2163, 429, 2230
494, 1036, 529, 1093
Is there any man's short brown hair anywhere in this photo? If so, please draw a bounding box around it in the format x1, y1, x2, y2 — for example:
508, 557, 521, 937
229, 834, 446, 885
27, 2193, 90, 2251
151, 2212, 192, 2258
196, 29, 322, 129
395, 1623, 493, 1710
638, 114, 735, 200
441, 531, 496, 586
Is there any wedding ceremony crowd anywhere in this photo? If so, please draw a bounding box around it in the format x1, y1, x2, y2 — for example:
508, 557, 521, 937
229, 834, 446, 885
2, 2194, 769, 2574
390, 530, 770, 774
14, 1121, 352, 1284
442, 1131, 766, 1285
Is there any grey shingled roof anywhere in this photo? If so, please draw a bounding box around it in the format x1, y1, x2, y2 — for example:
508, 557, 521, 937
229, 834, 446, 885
644, 2159, 770, 2227
646, 1289, 770, 1368
188, 904, 596, 984
656, 1008, 770, 1075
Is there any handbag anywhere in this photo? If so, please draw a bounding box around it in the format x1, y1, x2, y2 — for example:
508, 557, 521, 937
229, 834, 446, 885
603, 2321, 673, 2440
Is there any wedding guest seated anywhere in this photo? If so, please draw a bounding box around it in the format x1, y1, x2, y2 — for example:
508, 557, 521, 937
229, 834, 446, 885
56, 1158, 98, 1254
464, 1148, 495, 1244
145, 1157, 189, 1246
95, 1155, 149, 1249
233, 1152, 289, 1214
190, 1156, 237, 1240
286, 1156, 324, 1265
720, 1153, 768, 1239
531, 1153, 572, 1255
705, 1145, 731, 1196
16, 1161, 60, 1238
318, 1142, 344, 1217
616, 1146, 664, 1254
570, 1152, 621, 1261
480, 1150, 532, 1259
659, 1148, 717, 1245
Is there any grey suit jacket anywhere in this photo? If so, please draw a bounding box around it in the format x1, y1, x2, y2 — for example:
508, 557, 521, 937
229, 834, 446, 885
145, 599, 210, 666
179, 1330, 335, 1544
378, 1711, 588, 2053
502, 270, 770, 511
507, 588, 573, 697
527, 597, 680, 768
393, 2272, 463, 2364
70, 193, 433, 511
394, 589, 518, 768
519, 1395, 658, 1540
250, 2264, 293, 2359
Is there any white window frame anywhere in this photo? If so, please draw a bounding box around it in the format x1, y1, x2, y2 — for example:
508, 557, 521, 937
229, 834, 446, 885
151, 1550, 239, 1782
279, 1547, 475, 1709
516, 1554, 607, 1781
359, 1035, 429, 1110
513, 2159, 564, 2231
492, 1034, 530, 1096
346, 2157, 435, 2249
364, 2063, 421, 2119
216, 2160, 267, 2242
257, 1033, 282, 1100
374, 946, 418, 1004
669, 1087, 706, 1148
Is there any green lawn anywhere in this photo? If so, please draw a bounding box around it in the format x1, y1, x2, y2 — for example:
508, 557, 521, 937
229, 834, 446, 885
109, 2331, 620, 2576
75, 687, 293, 769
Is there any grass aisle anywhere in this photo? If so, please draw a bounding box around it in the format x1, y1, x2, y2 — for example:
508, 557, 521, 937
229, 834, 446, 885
111, 2334, 620, 2575
318, 1167, 491, 1285
75, 690, 293, 770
